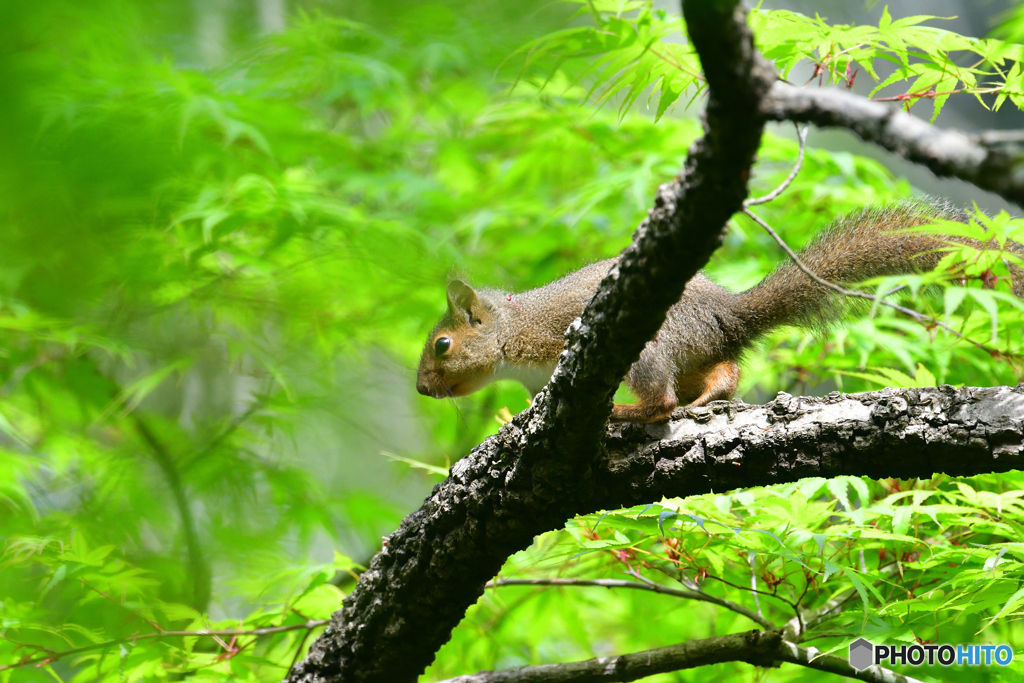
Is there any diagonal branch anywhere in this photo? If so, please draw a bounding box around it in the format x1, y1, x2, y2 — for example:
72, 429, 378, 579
744, 123, 809, 208
134, 415, 212, 612
435, 384, 1022, 681
761, 82, 1024, 207
784, 583, 872, 642
431, 629, 924, 683
286, 2, 774, 681
287, 8, 1024, 683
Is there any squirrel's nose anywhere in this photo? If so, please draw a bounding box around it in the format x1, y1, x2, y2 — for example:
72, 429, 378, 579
416, 377, 431, 396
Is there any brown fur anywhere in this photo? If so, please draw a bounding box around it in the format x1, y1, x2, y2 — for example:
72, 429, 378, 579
416, 199, 1022, 422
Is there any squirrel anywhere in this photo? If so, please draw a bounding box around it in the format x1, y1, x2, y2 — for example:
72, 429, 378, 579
416, 199, 1023, 423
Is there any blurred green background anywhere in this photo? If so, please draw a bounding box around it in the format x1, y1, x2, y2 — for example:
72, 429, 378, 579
3, 0, 1024, 681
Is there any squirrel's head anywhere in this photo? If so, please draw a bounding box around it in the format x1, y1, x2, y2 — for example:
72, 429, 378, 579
416, 280, 500, 399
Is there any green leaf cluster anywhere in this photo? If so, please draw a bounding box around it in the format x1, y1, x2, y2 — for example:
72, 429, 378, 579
1, 1, 1024, 681
520, 1, 1024, 121
431, 474, 1024, 681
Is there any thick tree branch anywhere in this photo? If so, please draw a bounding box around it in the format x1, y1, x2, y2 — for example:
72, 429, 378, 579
430, 383, 1022, 681
286, 5, 1024, 681
593, 384, 1024, 504
432, 629, 924, 683
761, 82, 1024, 206
286, 2, 774, 681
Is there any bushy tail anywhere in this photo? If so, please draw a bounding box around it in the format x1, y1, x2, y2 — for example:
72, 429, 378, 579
737, 198, 1024, 336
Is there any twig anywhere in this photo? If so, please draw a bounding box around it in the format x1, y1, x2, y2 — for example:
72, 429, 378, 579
701, 571, 801, 615
650, 47, 706, 82
0, 634, 56, 658
785, 565, 903, 642
0, 620, 329, 673
872, 87, 968, 103
742, 208, 1010, 358
78, 579, 164, 633
744, 124, 809, 207
179, 396, 268, 473
487, 577, 773, 629
433, 629, 925, 683
624, 20, 705, 83
783, 586, 860, 641
748, 554, 763, 621
287, 627, 314, 677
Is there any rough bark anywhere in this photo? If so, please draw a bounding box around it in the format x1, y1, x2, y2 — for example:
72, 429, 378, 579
761, 82, 1024, 207
392, 384, 1022, 682
593, 384, 1024, 502
294, 378, 1024, 683
433, 385, 1024, 533
286, 4, 1024, 683
286, 1, 773, 681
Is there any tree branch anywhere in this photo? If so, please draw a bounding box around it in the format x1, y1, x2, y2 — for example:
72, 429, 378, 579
761, 82, 1024, 207
594, 384, 1024, 505
487, 578, 773, 629
784, 584, 862, 642
286, 1, 774, 681
0, 620, 329, 673
744, 123, 808, 208
432, 629, 924, 683
285, 5, 1024, 681
134, 415, 212, 612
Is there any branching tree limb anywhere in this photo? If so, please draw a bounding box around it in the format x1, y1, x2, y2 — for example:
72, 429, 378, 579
432, 384, 1023, 683
761, 82, 1024, 207
431, 629, 924, 683
594, 384, 1024, 502
287, 1, 774, 681
286, 3, 1024, 683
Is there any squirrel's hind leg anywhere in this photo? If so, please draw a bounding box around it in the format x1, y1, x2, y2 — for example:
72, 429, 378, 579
610, 395, 677, 423
611, 349, 678, 423
610, 360, 741, 422
683, 361, 740, 407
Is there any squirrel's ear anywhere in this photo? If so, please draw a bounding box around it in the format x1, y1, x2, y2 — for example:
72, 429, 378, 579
446, 280, 487, 325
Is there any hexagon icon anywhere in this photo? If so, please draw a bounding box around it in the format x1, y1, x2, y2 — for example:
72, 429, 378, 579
849, 638, 874, 671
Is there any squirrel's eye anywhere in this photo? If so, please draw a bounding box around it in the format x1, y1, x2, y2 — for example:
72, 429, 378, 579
434, 337, 452, 356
